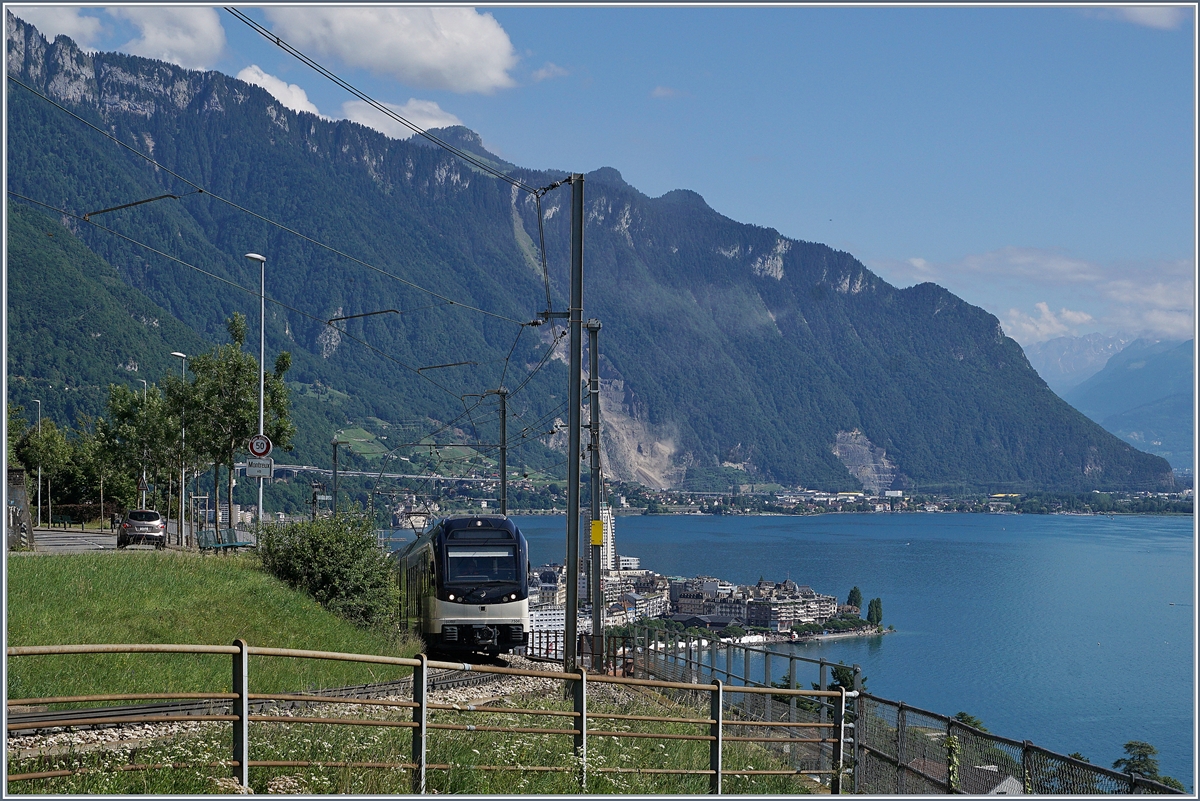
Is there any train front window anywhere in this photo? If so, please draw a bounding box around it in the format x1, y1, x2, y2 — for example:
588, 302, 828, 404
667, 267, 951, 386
445, 544, 518, 584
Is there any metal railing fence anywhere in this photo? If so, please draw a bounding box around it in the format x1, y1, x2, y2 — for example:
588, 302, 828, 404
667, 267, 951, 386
6, 641, 850, 794
855, 694, 1184, 795
627, 626, 1184, 795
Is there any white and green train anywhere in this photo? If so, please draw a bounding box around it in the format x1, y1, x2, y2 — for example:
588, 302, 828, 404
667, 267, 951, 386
394, 514, 530, 656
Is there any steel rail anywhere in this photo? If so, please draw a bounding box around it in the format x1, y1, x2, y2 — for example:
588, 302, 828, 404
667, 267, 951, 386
247, 714, 419, 729
588, 711, 713, 725
588, 730, 714, 742
8, 692, 239, 705
7, 670, 496, 732
7, 714, 238, 731
429, 704, 577, 718
426, 723, 577, 736
249, 693, 417, 709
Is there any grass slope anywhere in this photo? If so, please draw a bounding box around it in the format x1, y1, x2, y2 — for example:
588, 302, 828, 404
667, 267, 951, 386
6, 552, 415, 700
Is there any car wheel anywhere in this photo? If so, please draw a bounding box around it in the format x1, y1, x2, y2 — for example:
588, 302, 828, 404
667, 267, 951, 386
117, 539, 126, 549
156, 541, 165, 550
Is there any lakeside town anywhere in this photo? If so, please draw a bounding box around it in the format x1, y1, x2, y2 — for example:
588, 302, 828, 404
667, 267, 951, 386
523, 504, 885, 640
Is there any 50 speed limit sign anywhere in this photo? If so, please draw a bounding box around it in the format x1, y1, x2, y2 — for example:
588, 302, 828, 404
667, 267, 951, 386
248, 434, 273, 458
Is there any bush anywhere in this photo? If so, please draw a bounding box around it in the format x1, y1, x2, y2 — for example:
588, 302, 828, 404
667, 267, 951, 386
258, 515, 394, 628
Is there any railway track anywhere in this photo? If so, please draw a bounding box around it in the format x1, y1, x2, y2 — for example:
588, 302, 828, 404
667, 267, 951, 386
7, 667, 503, 737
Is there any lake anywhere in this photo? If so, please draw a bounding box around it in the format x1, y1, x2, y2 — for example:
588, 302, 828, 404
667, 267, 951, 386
510, 512, 1195, 785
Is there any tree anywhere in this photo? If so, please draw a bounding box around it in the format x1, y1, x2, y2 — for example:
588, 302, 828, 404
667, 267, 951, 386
15, 419, 72, 523
847, 586, 862, 609
953, 711, 988, 732
719, 624, 746, 640
867, 597, 883, 626
7, 403, 27, 466
1112, 741, 1160, 777
187, 313, 293, 527
97, 383, 175, 511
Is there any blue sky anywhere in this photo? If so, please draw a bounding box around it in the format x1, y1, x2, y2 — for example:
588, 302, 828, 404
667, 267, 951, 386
9, 4, 1196, 346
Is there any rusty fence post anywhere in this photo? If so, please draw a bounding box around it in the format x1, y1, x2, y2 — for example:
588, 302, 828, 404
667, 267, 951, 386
710, 679, 724, 794
819, 658, 829, 774
231, 638, 249, 787
830, 687, 846, 795
853, 665, 863, 793
411, 654, 427, 794
896, 701, 907, 794
573, 668, 588, 789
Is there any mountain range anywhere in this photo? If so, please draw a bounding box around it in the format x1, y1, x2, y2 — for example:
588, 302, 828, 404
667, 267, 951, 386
4, 14, 1174, 493
1062, 339, 1193, 472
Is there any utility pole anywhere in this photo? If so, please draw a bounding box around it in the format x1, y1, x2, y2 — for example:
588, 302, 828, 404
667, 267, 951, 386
564, 173, 585, 673
498, 388, 508, 516
331, 439, 344, 516
587, 320, 603, 664
138, 379, 148, 509
33, 399, 41, 527
172, 352, 188, 546
245, 253, 267, 528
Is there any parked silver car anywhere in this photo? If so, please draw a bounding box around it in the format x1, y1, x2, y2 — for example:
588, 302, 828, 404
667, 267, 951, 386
117, 509, 166, 549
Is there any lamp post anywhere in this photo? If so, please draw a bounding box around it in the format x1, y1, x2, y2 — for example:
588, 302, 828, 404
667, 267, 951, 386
245, 253, 266, 527
137, 379, 148, 508
32, 399, 41, 527
171, 352, 188, 546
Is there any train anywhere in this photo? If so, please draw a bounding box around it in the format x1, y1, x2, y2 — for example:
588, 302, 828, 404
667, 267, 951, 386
394, 514, 530, 657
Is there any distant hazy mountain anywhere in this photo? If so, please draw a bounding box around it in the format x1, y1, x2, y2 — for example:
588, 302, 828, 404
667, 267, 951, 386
4, 14, 1174, 492
1063, 339, 1193, 471
1023, 333, 1135, 395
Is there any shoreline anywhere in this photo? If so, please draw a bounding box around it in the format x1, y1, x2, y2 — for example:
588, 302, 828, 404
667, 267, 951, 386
733, 627, 890, 646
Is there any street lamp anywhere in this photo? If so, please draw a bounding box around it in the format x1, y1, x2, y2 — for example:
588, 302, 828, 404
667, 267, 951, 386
137, 379, 148, 508
32, 399, 41, 527
172, 352, 188, 546
245, 252, 266, 528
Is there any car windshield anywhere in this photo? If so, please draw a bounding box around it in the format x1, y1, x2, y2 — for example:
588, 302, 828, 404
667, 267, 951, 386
128, 511, 161, 522
445, 544, 518, 584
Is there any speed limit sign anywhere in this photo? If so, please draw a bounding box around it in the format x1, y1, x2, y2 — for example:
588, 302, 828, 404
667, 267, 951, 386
248, 434, 273, 458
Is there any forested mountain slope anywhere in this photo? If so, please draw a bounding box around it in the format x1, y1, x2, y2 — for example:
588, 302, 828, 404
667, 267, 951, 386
5, 14, 1173, 492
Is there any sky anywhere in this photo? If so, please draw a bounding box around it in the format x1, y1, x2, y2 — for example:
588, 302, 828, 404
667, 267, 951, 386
8, 4, 1196, 347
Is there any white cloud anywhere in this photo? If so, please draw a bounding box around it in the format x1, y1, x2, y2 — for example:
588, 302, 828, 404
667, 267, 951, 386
1112, 6, 1190, 29
108, 7, 225, 70
263, 7, 517, 94
532, 62, 568, 82
9, 7, 103, 49
342, 99, 462, 140
651, 85, 680, 98
236, 65, 320, 116
1004, 302, 1095, 344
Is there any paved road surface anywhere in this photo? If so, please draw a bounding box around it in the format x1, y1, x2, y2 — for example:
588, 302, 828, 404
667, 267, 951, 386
27, 527, 185, 554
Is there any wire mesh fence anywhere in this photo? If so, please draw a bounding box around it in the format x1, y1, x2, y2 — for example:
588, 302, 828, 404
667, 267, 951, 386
855, 694, 1185, 795
632, 626, 1185, 795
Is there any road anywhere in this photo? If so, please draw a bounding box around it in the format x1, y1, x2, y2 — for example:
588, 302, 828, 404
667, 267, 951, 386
24, 526, 186, 554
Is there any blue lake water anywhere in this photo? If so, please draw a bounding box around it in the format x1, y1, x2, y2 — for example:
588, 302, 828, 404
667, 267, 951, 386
510, 512, 1195, 785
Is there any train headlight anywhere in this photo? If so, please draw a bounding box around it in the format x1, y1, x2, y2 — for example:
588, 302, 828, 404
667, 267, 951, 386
448, 593, 455, 601
510, 593, 518, 601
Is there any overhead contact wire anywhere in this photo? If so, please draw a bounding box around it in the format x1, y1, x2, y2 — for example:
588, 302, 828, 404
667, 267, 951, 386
8, 192, 470, 400
6, 75, 528, 327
